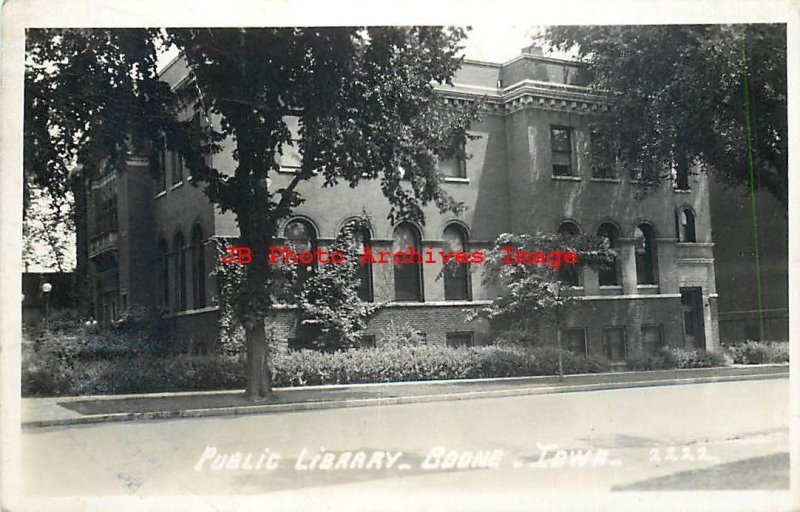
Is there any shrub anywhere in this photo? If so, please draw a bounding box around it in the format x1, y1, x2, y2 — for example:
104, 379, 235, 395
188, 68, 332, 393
378, 321, 428, 347
490, 319, 540, 346
625, 347, 730, 370
527, 346, 611, 375
475, 345, 535, 377
723, 341, 789, 364
24, 340, 618, 396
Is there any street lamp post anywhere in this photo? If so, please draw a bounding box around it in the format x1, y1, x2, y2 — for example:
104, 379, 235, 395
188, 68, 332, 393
41, 282, 52, 331
548, 282, 564, 381
556, 307, 564, 381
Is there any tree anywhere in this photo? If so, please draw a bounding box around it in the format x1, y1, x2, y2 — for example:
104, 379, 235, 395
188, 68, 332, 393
470, 232, 616, 333
543, 25, 787, 207
25, 29, 184, 314
25, 27, 479, 400
296, 216, 382, 351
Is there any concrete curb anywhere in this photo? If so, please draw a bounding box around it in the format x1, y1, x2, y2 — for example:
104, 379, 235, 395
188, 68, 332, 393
22, 365, 788, 428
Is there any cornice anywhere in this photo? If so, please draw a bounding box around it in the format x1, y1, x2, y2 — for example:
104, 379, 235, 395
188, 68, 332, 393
436, 80, 612, 115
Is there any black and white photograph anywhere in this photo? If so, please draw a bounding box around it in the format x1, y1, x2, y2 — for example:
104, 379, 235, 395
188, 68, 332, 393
1, 1, 797, 511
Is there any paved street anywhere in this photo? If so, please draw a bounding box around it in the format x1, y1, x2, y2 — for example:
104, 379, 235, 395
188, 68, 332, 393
22, 378, 789, 498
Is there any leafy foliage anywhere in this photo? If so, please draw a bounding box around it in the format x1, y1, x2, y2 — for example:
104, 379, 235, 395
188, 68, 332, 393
625, 347, 731, 370
723, 341, 789, 364
211, 237, 294, 356
24, 29, 181, 205
23, 341, 614, 396
296, 217, 383, 350
543, 25, 787, 206
471, 231, 616, 325
379, 321, 429, 348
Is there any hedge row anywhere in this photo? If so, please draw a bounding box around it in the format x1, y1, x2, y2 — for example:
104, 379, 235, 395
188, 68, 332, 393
624, 346, 731, 371
23, 344, 611, 396
272, 345, 610, 386
723, 341, 789, 365
23, 339, 748, 397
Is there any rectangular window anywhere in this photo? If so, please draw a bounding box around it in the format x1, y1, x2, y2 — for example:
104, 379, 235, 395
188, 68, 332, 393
673, 152, 690, 191
590, 131, 615, 178
359, 335, 376, 348
96, 195, 118, 234
439, 140, 467, 178
446, 332, 474, 348
169, 151, 184, 185
603, 327, 626, 361
641, 325, 663, 355
356, 261, 373, 302
279, 115, 302, 169
156, 147, 167, 192
551, 126, 574, 176
561, 328, 587, 355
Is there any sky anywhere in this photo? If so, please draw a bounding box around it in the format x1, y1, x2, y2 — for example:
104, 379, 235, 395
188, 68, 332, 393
459, 25, 545, 62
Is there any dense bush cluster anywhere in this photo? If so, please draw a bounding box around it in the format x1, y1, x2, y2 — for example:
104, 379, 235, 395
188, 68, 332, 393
625, 346, 731, 371
723, 341, 790, 365
22, 353, 247, 396
26, 320, 771, 397
271, 345, 610, 387
23, 335, 612, 396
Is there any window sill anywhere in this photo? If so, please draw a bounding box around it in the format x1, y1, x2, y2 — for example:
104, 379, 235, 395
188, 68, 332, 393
164, 305, 219, 318
387, 300, 492, 307
673, 188, 692, 193
677, 242, 714, 248
551, 175, 581, 181
590, 177, 620, 183
154, 190, 167, 199
443, 177, 470, 184
598, 285, 623, 290
170, 181, 184, 191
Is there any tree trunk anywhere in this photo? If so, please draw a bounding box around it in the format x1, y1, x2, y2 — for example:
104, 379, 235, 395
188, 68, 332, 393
235, 202, 277, 401
71, 171, 92, 317
244, 319, 272, 399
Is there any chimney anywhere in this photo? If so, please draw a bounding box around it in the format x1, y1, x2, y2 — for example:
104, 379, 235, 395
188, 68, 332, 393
521, 44, 544, 56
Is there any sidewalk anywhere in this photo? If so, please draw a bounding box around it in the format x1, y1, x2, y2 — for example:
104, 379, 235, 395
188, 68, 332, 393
22, 364, 788, 428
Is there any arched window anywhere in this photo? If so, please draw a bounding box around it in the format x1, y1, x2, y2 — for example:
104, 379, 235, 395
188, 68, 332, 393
634, 223, 658, 285
557, 221, 582, 287
596, 223, 620, 286
342, 222, 373, 302
173, 231, 187, 311
191, 225, 206, 309
393, 223, 423, 302
284, 219, 317, 285
157, 239, 169, 309
442, 224, 471, 300
675, 208, 696, 243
